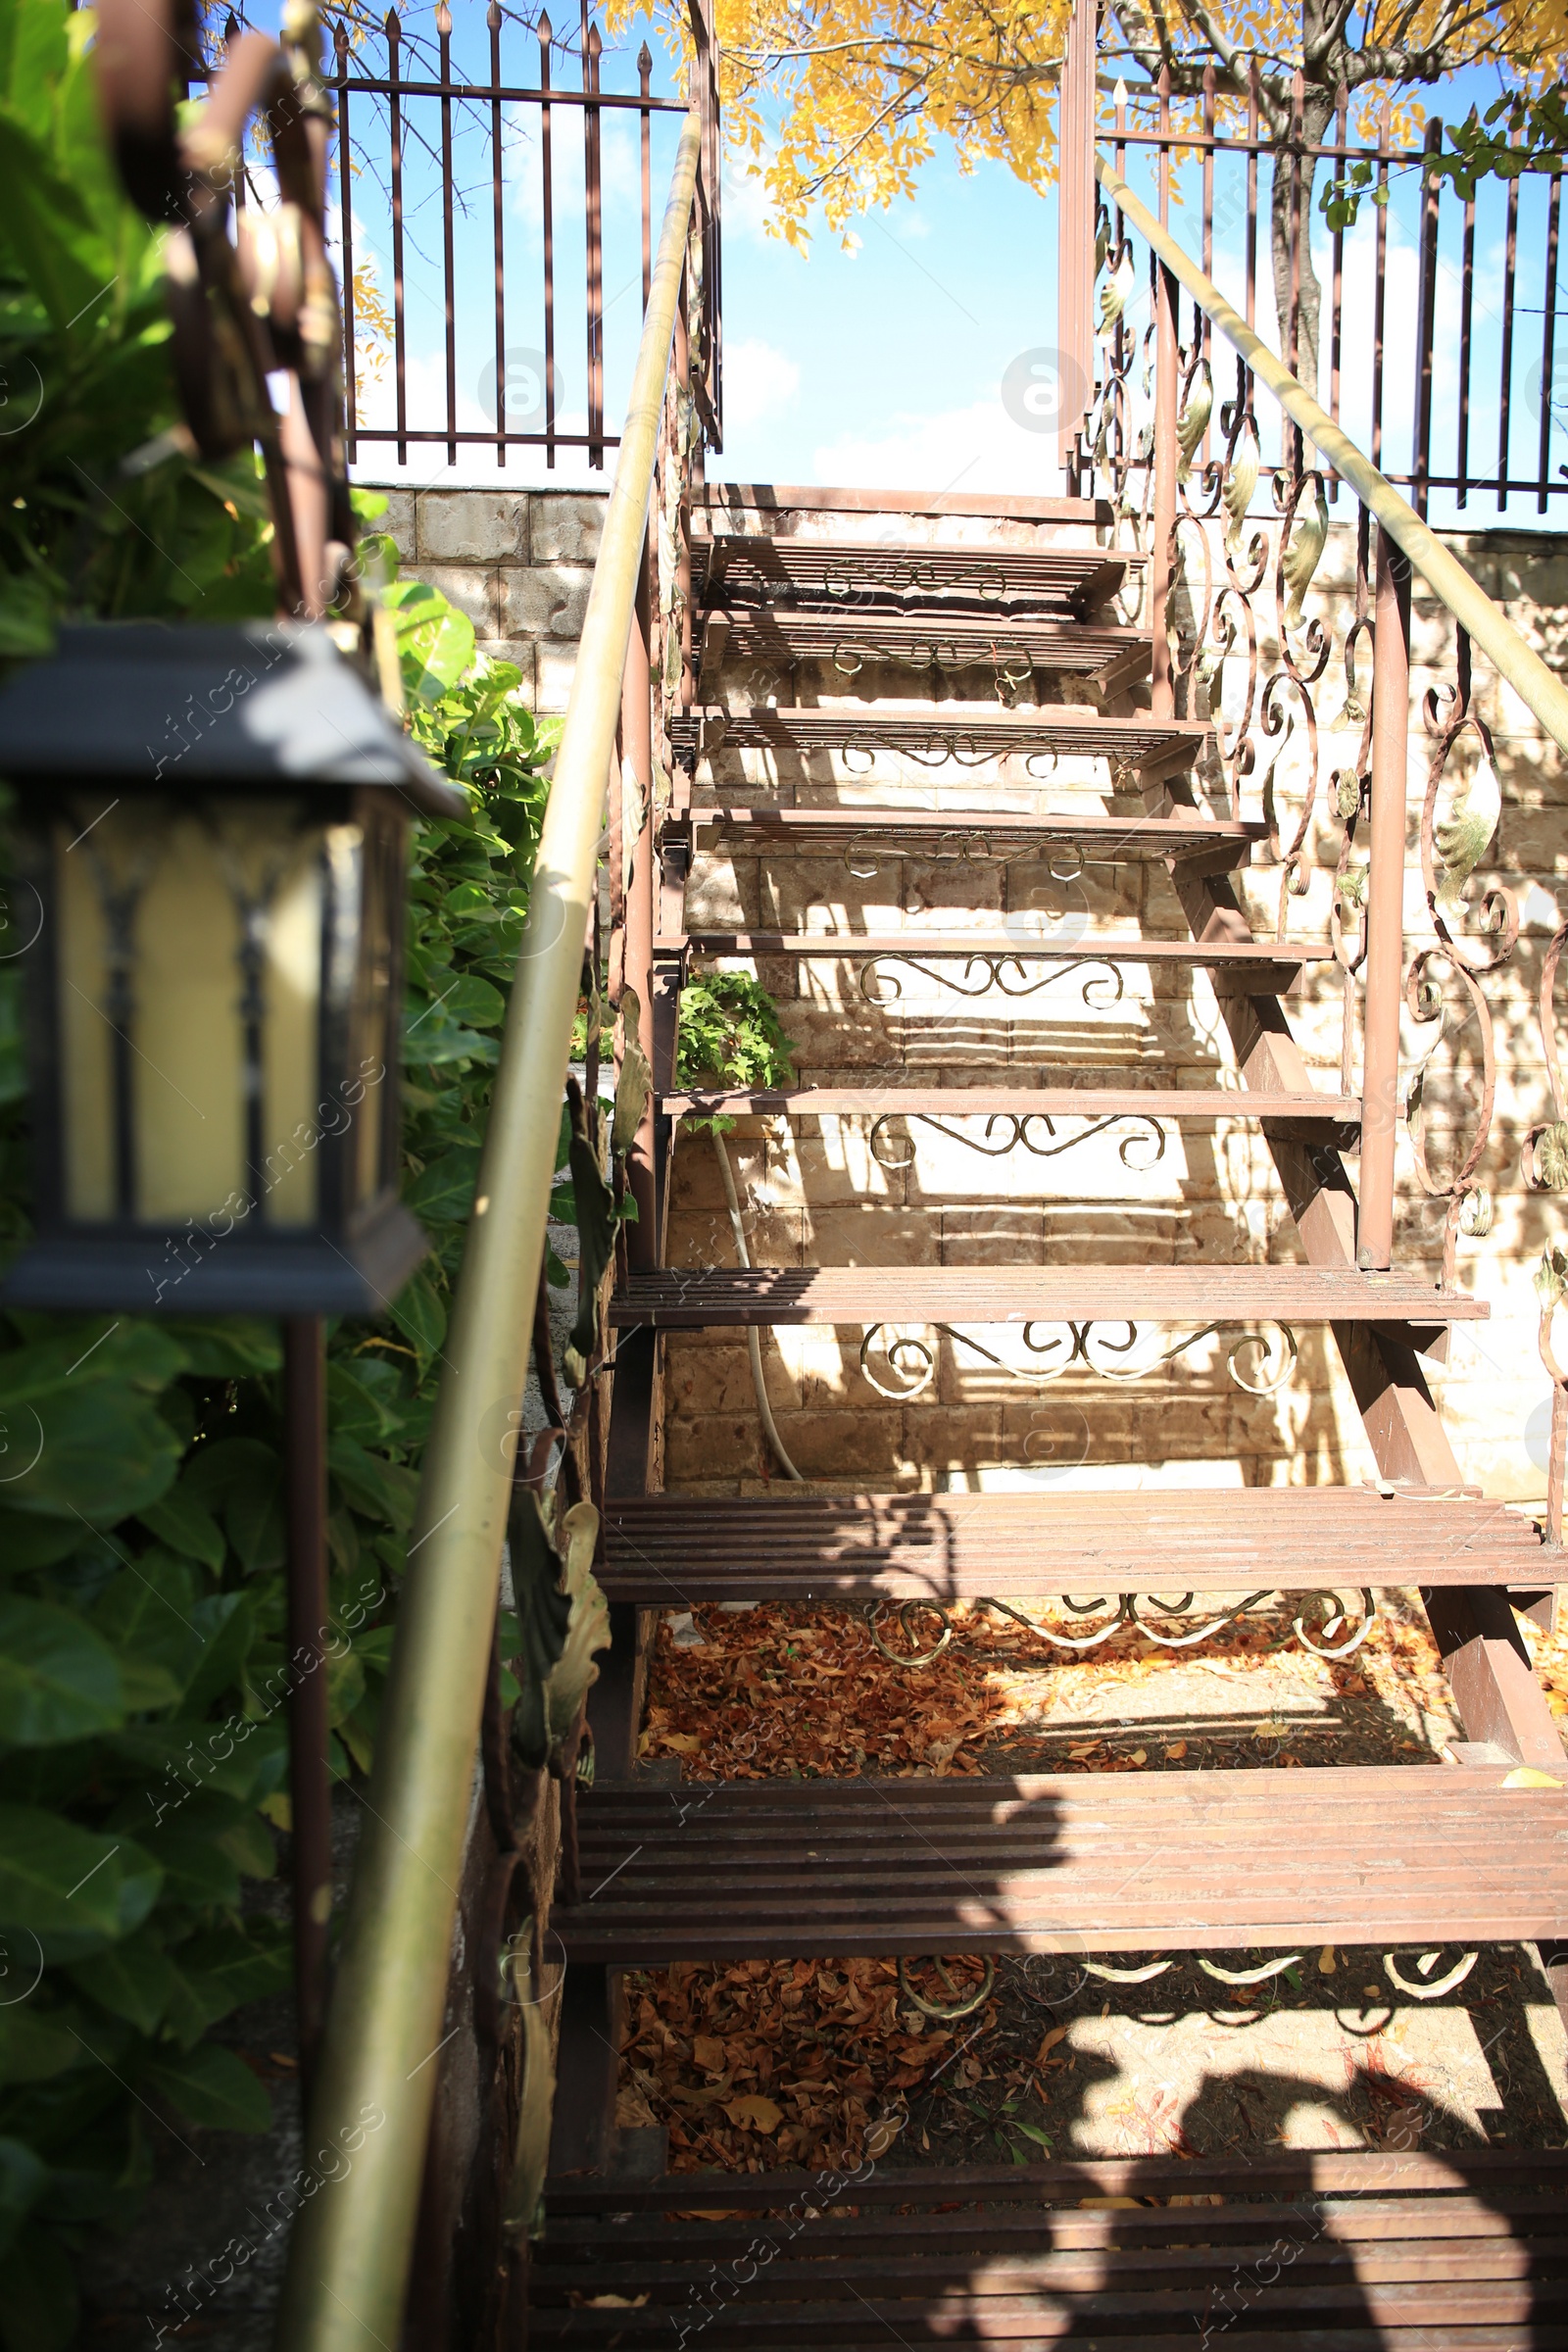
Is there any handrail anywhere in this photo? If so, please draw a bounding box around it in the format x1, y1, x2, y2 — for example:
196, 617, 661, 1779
274, 105, 705, 2352
1096, 155, 1568, 760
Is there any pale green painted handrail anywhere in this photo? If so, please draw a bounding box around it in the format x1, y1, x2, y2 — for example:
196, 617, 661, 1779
273, 106, 704, 2352
1097, 154, 1568, 760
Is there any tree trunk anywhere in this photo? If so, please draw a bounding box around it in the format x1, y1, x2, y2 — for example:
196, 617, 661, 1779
1268, 88, 1336, 403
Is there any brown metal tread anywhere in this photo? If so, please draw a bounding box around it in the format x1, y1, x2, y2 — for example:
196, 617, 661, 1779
699, 608, 1150, 681
534, 2150, 1568, 2346
661, 1085, 1360, 1125
554, 1764, 1568, 1965
678, 804, 1262, 863
599, 1487, 1551, 1604
609, 1265, 1486, 1328
695, 533, 1148, 612
697, 483, 1113, 525
674, 704, 1213, 766
673, 930, 1335, 971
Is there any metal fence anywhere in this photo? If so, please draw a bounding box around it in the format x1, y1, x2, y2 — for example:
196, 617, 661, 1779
321, 0, 721, 469
1062, 58, 1568, 523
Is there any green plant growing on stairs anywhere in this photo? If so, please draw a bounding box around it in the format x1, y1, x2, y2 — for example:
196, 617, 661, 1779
675, 973, 803, 1481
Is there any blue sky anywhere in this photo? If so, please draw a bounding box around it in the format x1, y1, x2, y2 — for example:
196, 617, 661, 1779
330, 8, 1568, 524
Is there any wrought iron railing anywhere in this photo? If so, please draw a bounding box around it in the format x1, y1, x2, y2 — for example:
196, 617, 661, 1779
1055, 12, 1568, 1540
1056, 41, 1568, 520
272, 92, 708, 2350
196, 0, 720, 470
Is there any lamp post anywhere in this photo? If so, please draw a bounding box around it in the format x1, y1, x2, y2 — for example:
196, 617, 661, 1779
0, 617, 465, 2099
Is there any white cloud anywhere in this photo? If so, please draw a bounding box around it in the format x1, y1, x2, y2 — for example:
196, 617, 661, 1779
724, 337, 803, 430
810, 396, 1072, 496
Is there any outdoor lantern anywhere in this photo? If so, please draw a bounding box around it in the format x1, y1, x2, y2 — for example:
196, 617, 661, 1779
0, 620, 467, 1314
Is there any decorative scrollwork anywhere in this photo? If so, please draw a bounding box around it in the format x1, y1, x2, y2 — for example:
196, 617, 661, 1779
863, 1587, 1377, 1671
1418, 696, 1518, 974
1404, 948, 1497, 1285
829, 636, 1037, 688
858, 1318, 1299, 1400
867, 1108, 1166, 1174
857, 953, 1124, 1008
840, 835, 1100, 884
1524, 921, 1568, 1192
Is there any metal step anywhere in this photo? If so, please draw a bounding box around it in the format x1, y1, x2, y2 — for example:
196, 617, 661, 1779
661, 1086, 1360, 1124
554, 1764, 1568, 1964
609, 1264, 1485, 1329
699, 607, 1150, 687
673, 933, 1334, 987
599, 1488, 1551, 1603
675, 704, 1212, 768
695, 532, 1148, 612
534, 2152, 1568, 2347
677, 804, 1262, 865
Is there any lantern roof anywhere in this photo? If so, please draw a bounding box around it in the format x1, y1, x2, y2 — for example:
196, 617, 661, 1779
0, 620, 468, 820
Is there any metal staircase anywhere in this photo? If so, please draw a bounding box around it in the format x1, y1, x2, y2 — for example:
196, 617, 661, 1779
536, 478, 1568, 2333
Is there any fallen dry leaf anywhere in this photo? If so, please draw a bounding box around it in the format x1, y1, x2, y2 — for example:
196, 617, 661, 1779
693, 2034, 725, 2072
1035, 2025, 1068, 2063
725, 2094, 783, 2132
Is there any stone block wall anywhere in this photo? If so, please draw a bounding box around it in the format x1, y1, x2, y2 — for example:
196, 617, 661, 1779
371, 484, 609, 711
388, 484, 1568, 1512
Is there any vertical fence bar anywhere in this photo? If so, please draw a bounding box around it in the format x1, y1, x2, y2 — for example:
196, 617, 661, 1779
438, 0, 457, 468
1056, 0, 1096, 483
387, 7, 407, 466
640, 40, 653, 311
1411, 118, 1441, 520
1457, 177, 1474, 509
1371, 99, 1389, 471
584, 12, 605, 467
1245, 65, 1258, 332
1287, 70, 1303, 402
1328, 83, 1346, 502
489, 0, 507, 466
334, 19, 356, 466
1359, 523, 1411, 1271
1541, 163, 1561, 515
1500, 127, 1520, 510
541, 13, 557, 467
1156, 66, 1169, 228
1151, 257, 1177, 722
284, 1315, 331, 2109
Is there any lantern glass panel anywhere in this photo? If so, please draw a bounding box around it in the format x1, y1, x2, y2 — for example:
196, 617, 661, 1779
53, 794, 325, 1231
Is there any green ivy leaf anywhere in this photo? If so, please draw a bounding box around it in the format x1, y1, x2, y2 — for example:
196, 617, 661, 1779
404, 1144, 482, 1224
2, 1382, 182, 1526
327, 1436, 419, 1530
0, 1597, 122, 1745
67, 1925, 177, 2037
0, 2007, 79, 2088
0, 1807, 161, 1955
180, 1438, 282, 1576
387, 1267, 447, 1382
138, 2041, 270, 2135
136, 1482, 225, 1573
385, 579, 477, 704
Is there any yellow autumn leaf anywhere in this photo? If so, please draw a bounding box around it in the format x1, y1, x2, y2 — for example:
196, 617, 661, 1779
1502, 1766, 1563, 1788
661, 1731, 703, 1754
